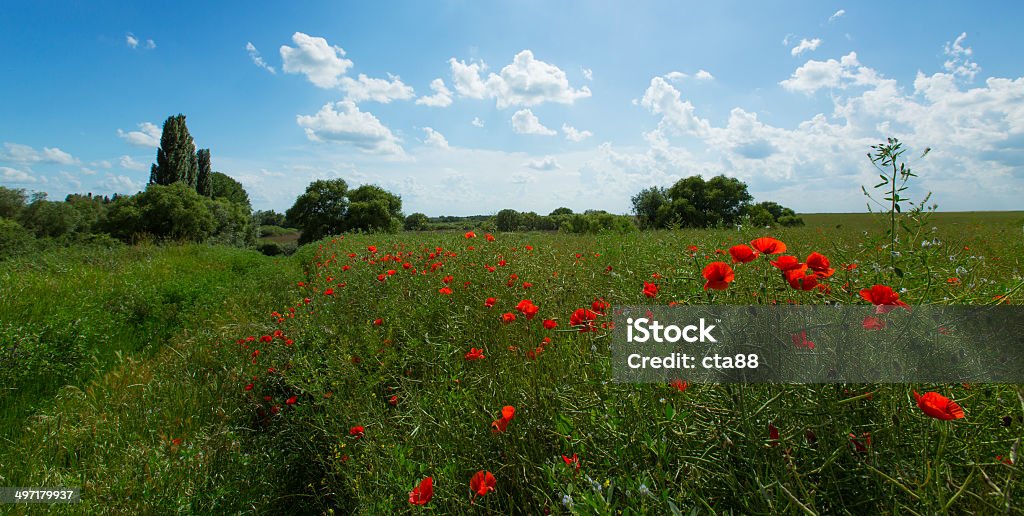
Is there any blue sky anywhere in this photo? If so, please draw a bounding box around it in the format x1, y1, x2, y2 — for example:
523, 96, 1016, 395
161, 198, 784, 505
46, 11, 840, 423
2, 1, 1023, 215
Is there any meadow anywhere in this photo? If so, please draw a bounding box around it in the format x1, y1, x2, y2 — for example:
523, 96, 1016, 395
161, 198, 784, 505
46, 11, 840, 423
0, 211, 1022, 514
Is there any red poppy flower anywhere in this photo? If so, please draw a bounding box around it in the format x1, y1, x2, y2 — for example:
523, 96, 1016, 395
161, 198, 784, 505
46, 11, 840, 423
729, 245, 758, 263
244, 383, 254, 391
570, 308, 599, 330
562, 453, 580, 472
860, 285, 909, 313
486, 233, 495, 242
389, 395, 398, 406
591, 298, 610, 313
515, 299, 539, 319
465, 231, 476, 239
323, 288, 334, 296
643, 282, 659, 298
349, 426, 365, 438
373, 318, 383, 326
670, 379, 688, 392
862, 316, 885, 331
367, 246, 377, 253
286, 395, 297, 405
770, 256, 803, 271
768, 422, 780, 444
409, 477, 434, 505
377, 274, 386, 282
702, 262, 735, 290
806, 252, 835, 278
484, 297, 497, 308
784, 269, 819, 291
751, 237, 787, 255
501, 312, 516, 323
443, 275, 454, 284
543, 319, 558, 330
465, 348, 485, 360
849, 432, 872, 453
439, 287, 453, 295
470, 470, 496, 497
791, 331, 815, 349
913, 391, 965, 420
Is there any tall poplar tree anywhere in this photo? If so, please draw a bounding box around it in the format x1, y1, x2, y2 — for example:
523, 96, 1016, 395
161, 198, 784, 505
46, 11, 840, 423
196, 148, 213, 197
149, 114, 198, 187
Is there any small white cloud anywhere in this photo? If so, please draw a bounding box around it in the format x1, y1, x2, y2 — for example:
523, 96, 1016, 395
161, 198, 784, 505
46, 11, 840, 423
415, 78, 453, 107
582, 67, 593, 81
828, 9, 846, 22
280, 32, 353, 89
296, 100, 404, 155
791, 38, 822, 56
246, 42, 276, 74
126, 33, 138, 49
511, 109, 556, 135
943, 32, 980, 80
102, 174, 142, 194
695, 69, 714, 81
119, 155, 148, 171
525, 156, 560, 170
145, 39, 156, 49
562, 124, 593, 142
664, 71, 687, 83
341, 73, 415, 103
421, 127, 449, 149
471, 117, 485, 128
0, 166, 37, 183
117, 122, 161, 147
782, 34, 794, 46
1, 142, 78, 165
92, 160, 112, 169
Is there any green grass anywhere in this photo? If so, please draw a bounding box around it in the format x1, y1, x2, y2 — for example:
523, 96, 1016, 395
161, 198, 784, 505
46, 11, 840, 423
0, 213, 1022, 514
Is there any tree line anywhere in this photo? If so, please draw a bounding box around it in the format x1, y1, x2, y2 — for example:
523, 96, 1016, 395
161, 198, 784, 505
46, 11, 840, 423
2, 113, 803, 258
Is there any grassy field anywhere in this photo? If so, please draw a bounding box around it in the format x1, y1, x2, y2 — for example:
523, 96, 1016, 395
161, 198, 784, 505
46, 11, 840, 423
0, 212, 1022, 514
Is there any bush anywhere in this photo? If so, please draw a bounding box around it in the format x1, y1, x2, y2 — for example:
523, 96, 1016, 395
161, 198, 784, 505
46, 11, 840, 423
0, 218, 36, 259
18, 197, 82, 238
205, 197, 257, 247
404, 213, 429, 231
778, 215, 805, 227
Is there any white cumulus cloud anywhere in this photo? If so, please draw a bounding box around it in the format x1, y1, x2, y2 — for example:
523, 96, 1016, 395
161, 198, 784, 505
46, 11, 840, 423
449, 50, 591, 108
943, 32, 980, 81
828, 9, 846, 22
511, 109, 556, 135
1, 142, 79, 165
416, 78, 454, 107
791, 38, 822, 56
562, 124, 593, 142
421, 127, 449, 149
119, 155, 148, 171
340, 73, 415, 103
280, 32, 353, 89
296, 100, 404, 155
117, 122, 161, 147
471, 117, 485, 128
695, 69, 714, 81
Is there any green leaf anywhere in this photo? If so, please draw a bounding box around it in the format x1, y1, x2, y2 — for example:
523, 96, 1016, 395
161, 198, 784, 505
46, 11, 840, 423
894, 267, 904, 277
664, 403, 675, 421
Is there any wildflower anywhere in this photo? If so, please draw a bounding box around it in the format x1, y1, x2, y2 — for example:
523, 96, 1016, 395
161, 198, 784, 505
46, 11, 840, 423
491, 405, 515, 433
670, 379, 688, 392
409, 477, 434, 505
286, 395, 297, 405
770, 255, 803, 271
729, 244, 758, 263
806, 252, 835, 278
470, 470, 496, 497
465, 348, 486, 360
861, 316, 886, 331
543, 319, 558, 330
465, 231, 476, 239
702, 262, 735, 290
570, 308, 599, 331
751, 237, 787, 255
643, 281, 659, 298
562, 453, 580, 471
860, 285, 909, 313
349, 426, 365, 438
439, 287, 453, 295
913, 391, 965, 420
501, 312, 517, 323
323, 288, 334, 296
484, 297, 497, 308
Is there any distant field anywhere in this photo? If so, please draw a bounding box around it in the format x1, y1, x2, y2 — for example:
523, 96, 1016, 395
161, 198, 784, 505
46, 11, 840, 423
0, 211, 1021, 513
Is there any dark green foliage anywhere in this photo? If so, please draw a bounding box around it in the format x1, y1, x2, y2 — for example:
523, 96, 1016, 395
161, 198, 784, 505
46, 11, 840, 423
210, 172, 251, 209
404, 212, 429, 231
631, 186, 670, 229
549, 206, 573, 216
633, 176, 802, 229
64, 193, 109, 234
0, 186, 28, 219
206, 197, 257, 247
345, 184, 402, 233
105, 183, 216, 242
0, 218, 36, 259
254, 210, 287, 227
286, 179, 350, 244
196, 148, 213, 197
150, 114, 198, 187
17, 195, 82, 238
494, 208, 521, 232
